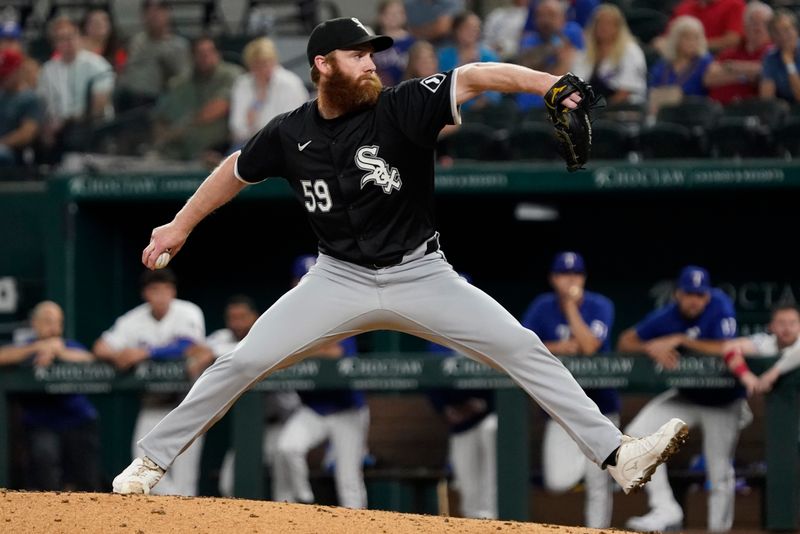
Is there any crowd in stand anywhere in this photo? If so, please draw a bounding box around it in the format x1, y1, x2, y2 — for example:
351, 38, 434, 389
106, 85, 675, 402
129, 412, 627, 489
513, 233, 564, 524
1, 253, 799, 531
2, 0, 800, 175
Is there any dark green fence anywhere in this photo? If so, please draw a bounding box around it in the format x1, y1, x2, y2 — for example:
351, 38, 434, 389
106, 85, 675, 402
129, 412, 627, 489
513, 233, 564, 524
0, 354, 796, 530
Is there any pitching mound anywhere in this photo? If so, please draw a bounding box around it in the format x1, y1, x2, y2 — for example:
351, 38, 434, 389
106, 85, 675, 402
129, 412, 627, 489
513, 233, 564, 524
0, 490, 609, 533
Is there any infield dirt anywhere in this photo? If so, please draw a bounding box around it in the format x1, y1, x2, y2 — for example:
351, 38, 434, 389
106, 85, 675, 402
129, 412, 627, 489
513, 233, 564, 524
0, 490, 608, 533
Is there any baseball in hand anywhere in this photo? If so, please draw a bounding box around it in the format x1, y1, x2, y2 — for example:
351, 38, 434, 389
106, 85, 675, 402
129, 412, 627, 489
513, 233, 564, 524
568, 285, 583, 299
154, 251, 171, 269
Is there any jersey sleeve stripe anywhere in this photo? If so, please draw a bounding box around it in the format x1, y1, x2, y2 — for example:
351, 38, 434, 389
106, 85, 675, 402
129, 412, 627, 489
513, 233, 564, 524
450, 68, 462, 126
233, 152, 265, 184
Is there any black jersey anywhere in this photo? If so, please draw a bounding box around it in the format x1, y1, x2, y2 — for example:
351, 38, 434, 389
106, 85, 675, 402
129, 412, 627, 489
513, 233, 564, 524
235, 70, 460, 268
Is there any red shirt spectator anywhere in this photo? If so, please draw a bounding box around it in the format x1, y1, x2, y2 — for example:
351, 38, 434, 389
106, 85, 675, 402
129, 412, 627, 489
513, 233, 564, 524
707, 42, 771, 103
704, 1, 773, 104
670, 0, 745, 53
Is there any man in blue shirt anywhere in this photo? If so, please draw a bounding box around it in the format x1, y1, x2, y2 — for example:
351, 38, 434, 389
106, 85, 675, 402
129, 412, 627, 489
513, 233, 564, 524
760, 9, 800, 104
516, 0, 585, 110
521, 252, 618, 528
273, 255, 369, 509
0, 301, 101, 490
618, 266, 741, 532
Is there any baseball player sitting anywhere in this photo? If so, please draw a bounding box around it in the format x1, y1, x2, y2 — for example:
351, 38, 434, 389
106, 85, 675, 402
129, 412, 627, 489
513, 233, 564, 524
115, 16, 688, 499
521, 252, 618, 529
94, 269, 206, 496
271, 255, 369, 509
618, 266, 741, 532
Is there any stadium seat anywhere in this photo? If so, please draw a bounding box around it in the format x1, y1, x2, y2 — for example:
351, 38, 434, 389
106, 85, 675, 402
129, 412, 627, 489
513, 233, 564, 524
724, 97, 788, 129
657, 96, 723, 131
710, 117, 776, 158
591, 120, 632, 160
656, 97, 721, 154
461, 99, 519, 132
241, 0, 341, 35
446, 123, 506, 161
507, 123, 559, 161
518, 107, 549, 124
626, 8, 669, 43
642, 44, 663, 71
598, 102, 646, 128
632, 0, 681, 13
773, 117, 800, 158
638, 123, 698, 159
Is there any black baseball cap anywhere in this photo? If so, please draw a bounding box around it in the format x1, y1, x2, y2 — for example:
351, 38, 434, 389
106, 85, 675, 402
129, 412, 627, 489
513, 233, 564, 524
306, 17, 393, 66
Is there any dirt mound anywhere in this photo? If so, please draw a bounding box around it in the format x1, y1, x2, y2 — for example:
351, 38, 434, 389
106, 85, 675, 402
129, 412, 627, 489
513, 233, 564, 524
0, 490, 607, 534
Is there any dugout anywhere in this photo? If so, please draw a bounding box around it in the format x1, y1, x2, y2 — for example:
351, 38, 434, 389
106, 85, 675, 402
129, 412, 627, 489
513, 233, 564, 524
1, 160, 799, 528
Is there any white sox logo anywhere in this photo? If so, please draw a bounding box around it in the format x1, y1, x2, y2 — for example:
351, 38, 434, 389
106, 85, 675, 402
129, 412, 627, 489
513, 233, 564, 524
355, 145, 402, 194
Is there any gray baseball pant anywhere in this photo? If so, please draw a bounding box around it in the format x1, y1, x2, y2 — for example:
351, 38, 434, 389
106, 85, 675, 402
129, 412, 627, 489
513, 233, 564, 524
139, 241, 623, 470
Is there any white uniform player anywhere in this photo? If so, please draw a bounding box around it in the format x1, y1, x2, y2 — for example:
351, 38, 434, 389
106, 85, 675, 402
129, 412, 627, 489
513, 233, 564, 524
207, 295, 301, 498
94, 270, 205, 496
428, 342, 498, 519
271, 255, 369, 509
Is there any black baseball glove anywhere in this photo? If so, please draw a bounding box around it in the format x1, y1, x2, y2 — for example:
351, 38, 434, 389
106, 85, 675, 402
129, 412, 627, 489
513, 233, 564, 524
544, 73, 605, 172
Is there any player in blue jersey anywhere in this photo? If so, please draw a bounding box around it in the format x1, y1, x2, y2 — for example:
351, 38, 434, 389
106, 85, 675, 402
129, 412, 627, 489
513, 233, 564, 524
272, 255, 369, 509
0, 301, 101, 490
618, 266, 741, 532
521, 252, 618, 528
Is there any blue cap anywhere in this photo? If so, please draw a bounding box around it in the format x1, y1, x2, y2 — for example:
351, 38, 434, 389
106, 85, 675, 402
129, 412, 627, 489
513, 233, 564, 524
292, 254, 317, 279
0, 21, 21, 40
551, 252, 585, 274
678, 265, 711, 294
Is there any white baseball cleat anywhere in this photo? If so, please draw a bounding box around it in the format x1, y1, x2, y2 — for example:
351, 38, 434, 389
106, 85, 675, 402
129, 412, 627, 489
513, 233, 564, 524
607, 418, 689, 494
112, 456, 165, 495
626, 503, 684, 532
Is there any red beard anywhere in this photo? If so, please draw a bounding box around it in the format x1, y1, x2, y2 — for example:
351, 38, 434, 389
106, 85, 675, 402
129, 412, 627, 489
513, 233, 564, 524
321, 59, 383, 114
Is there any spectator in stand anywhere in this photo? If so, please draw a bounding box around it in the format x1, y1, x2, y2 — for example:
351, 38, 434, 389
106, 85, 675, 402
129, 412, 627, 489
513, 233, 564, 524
572, 4, 647, 105
0, 49, 41, 167
117, 0, 190, 111
521, 253, 618, 528
0, 21, 39, 88
705, 1, 773, 105
404, 0, 465, 43
37, 16, 114, 161
618, 266, 741, 532
648, 16, 713, 115
517, 0, 584, 110
81, 8, 127, 73
403, 40, 439, 80
153, 36, 243, 163
93, 269, 206, 496
521, 0, 600, 32
438, 11, 500, 110
373, 0, 416, 87
760, 9, 800, 105
662, 0, 745, 54
229, 38, 308, 151
484, 0, 529, 60
0, 301, 101, 491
